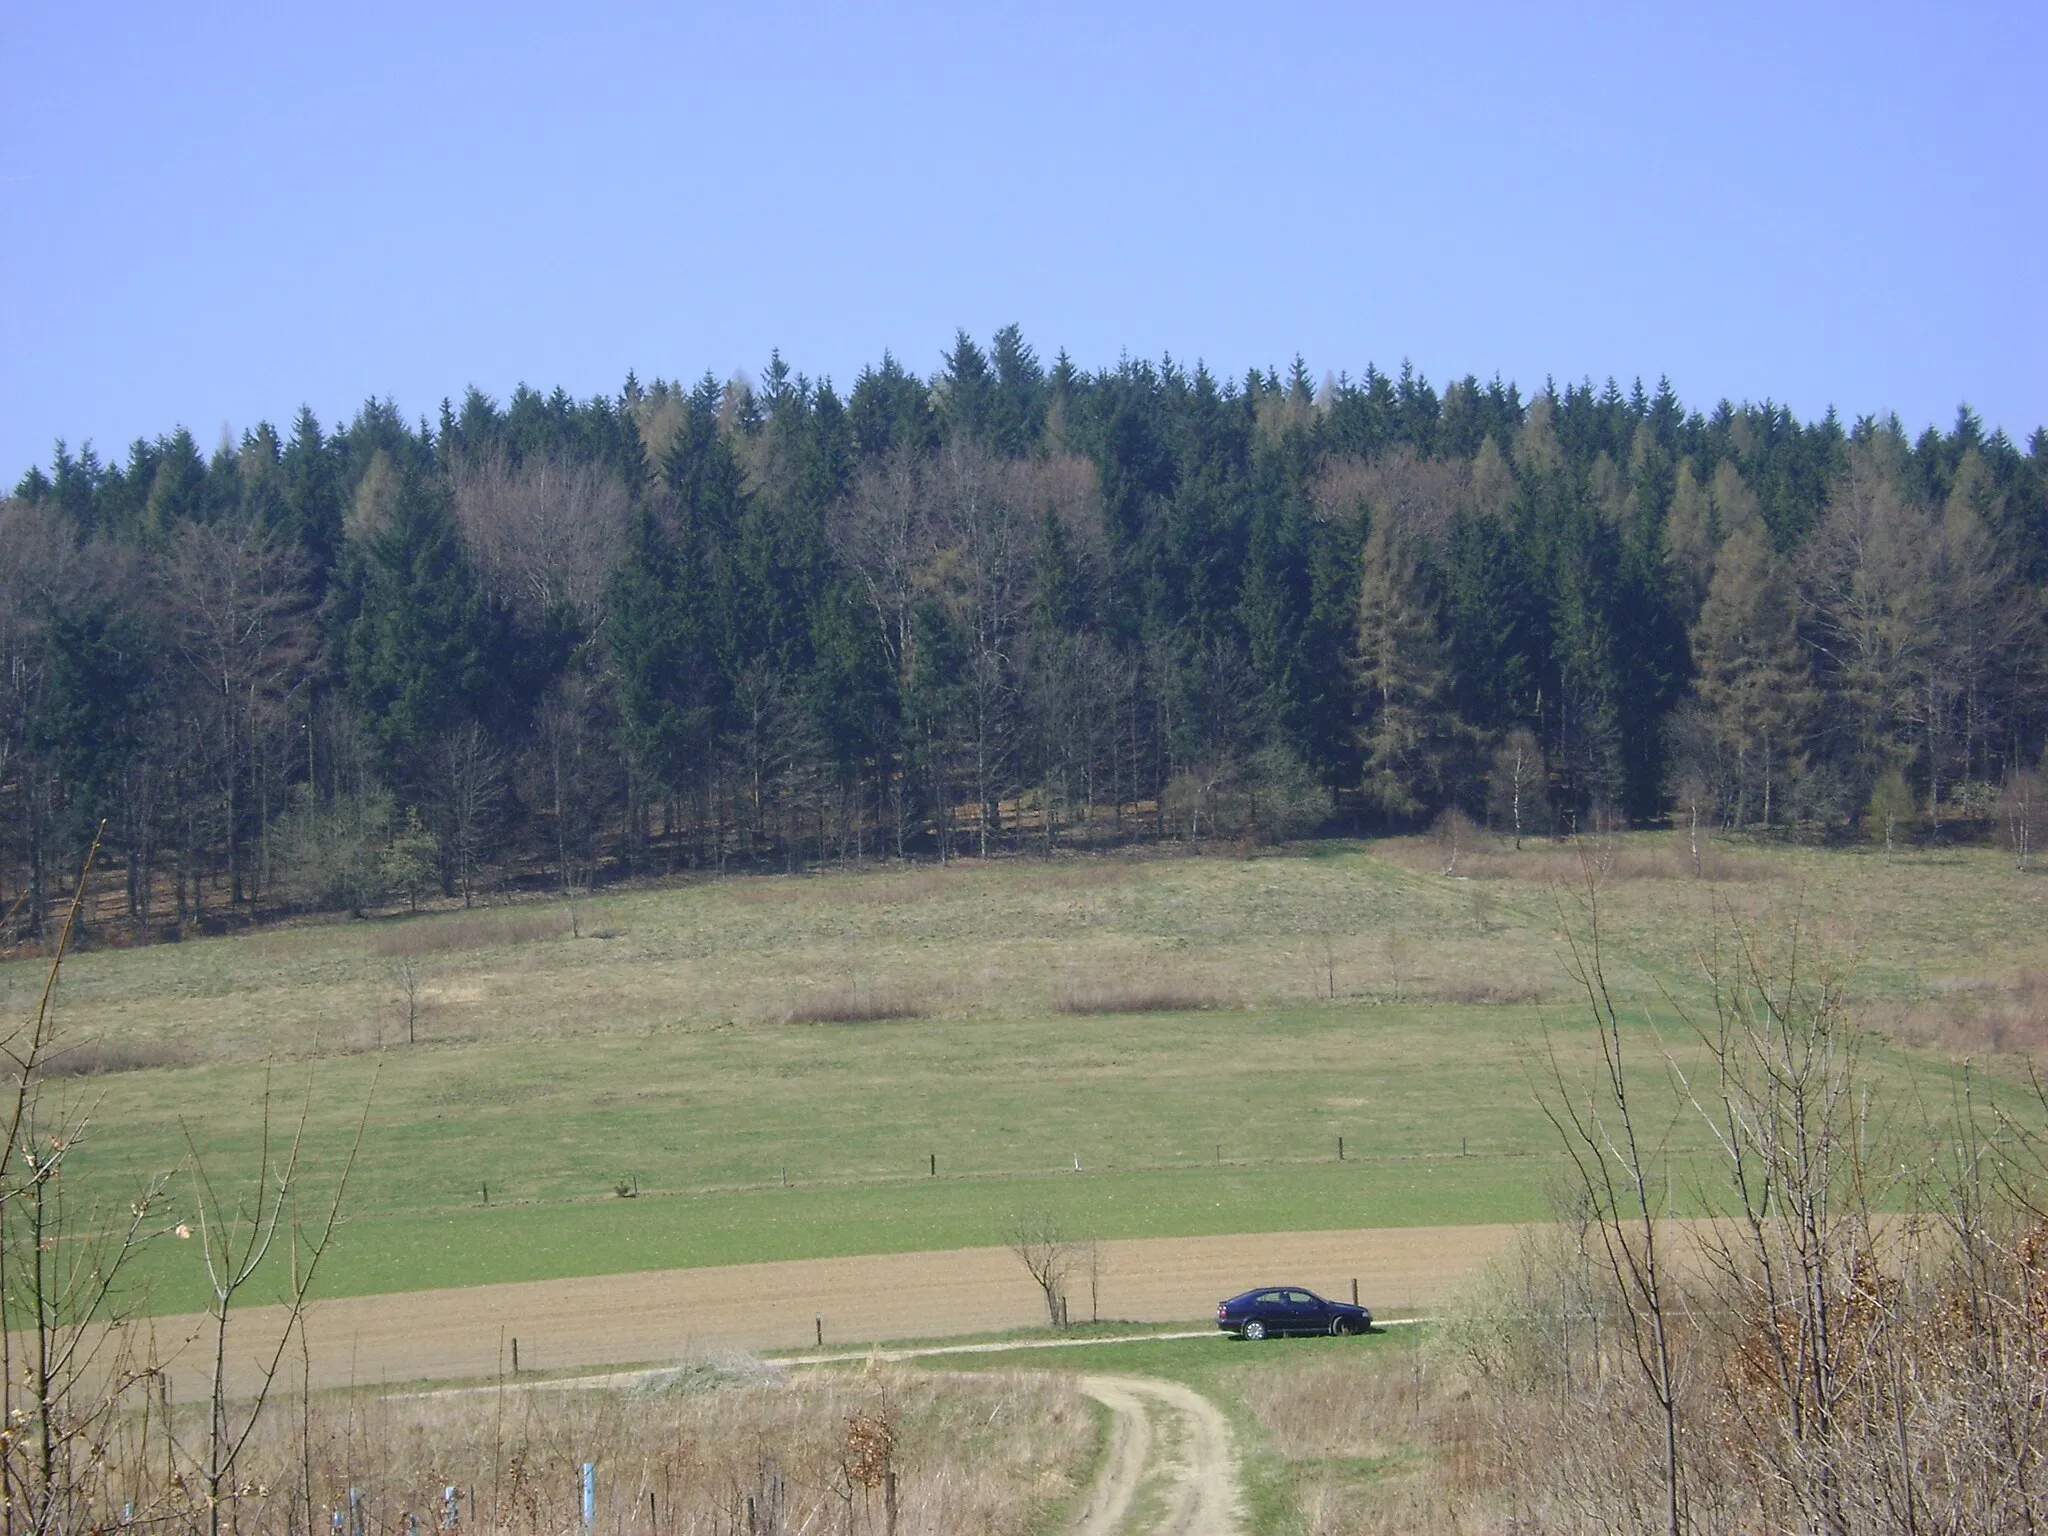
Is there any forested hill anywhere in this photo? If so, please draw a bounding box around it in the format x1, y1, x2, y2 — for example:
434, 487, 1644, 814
4, 330, 2046, 936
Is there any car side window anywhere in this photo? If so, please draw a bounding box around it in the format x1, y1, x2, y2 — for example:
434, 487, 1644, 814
1256, 1291, 1285, 1305
1285, 1290, 1315, 1305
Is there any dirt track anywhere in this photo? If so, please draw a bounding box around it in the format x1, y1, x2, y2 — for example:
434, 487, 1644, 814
151, 1224, 1518, 1397
1072, 1375, 1243, 1536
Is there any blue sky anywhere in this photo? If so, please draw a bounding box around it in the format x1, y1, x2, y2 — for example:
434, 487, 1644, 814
2, 2, 2041, 477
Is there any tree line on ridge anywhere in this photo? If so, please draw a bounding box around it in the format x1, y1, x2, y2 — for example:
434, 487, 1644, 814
3, 328, 2044, 936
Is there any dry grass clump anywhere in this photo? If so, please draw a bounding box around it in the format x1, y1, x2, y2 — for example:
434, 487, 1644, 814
1421, 976, 1547, 1006
1382, 832, 1777, 885
1231, 1354, 1414, 1465
1869, 968, 2048, 1057
33, 1037, 192, 1076
368, 905, 577, 958
1224, 1347, 1481, 1536
1052, 980, 1231, 1015
85, 1363, 1090, 1536
785, 985, 927, 1024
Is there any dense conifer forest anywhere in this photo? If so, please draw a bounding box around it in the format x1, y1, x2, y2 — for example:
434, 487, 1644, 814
4, 329, 2045, 937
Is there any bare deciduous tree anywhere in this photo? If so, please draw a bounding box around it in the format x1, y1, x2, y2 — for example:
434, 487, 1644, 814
1008, 1212, 1073, 1329
428, 722, 506, 906
1312, 445, 1470, 556
162, 517, 313, 904
451, 448, 631, 634
834, 445, 930, 692
833, 446, 935, 857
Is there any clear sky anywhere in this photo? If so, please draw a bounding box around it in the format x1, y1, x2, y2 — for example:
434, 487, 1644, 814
3, 2, 2041, 479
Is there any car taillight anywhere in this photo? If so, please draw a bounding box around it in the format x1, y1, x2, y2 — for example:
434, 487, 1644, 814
1216, 1304, 1226, 1319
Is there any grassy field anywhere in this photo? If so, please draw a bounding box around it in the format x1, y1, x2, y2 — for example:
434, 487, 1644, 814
8, 833, 2044, 1312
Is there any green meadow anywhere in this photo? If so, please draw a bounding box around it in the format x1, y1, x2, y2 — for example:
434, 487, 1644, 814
8, 834, 2043, 1311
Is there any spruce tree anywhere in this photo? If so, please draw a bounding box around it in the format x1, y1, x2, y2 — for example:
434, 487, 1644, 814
281, 407, 344, 575
342, 472, 495, 760
604, 507, 719, 793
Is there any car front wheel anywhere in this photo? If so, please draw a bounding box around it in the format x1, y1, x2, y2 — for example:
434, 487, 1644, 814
1242, 1319, 1267, 1341
1331, 1316, 1359, 1336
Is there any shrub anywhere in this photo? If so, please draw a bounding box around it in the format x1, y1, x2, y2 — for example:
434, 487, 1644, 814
273, 788, 392, 916
785, 985, 925, 1024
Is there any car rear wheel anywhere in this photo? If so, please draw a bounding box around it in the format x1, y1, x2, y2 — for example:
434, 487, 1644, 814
1242, 1319, 1267, 1341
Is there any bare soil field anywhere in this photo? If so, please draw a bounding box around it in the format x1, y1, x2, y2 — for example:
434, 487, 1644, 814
153, 1224, 1514, 1397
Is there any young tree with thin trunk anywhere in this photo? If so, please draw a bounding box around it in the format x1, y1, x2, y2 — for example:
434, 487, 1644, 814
392, 958, 425, 1044
1537, 857, 1687, 1536
1681, 907, 1872, 1536
1488, 727, 1543, 849
1662, 701, 1723, 875
1997, 763, 2042, 867
183, 1069, 371, 1536
1, 833, 173, 1534
934, 440, 1028, 855
1865, 768, 1914, 861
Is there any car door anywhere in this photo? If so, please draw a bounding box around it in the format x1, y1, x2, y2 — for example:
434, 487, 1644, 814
1283, 1290, 1325, 1335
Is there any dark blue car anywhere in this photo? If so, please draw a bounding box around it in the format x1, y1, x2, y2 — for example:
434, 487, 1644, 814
1216, 1286, 1371, 1340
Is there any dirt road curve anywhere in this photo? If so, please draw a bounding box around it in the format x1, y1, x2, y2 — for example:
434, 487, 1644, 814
1072, 1375, 1242, 1536
153, 1224, 1517, 1397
